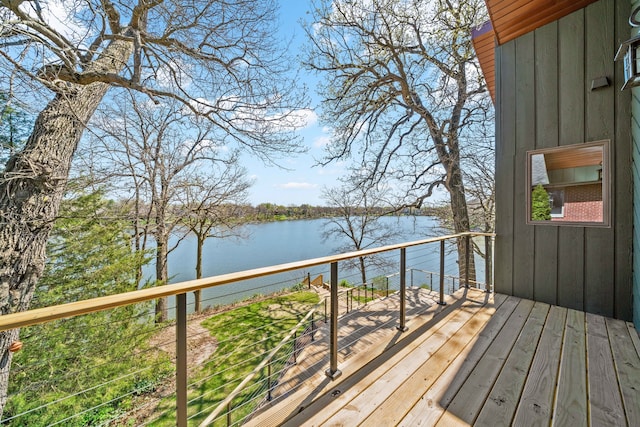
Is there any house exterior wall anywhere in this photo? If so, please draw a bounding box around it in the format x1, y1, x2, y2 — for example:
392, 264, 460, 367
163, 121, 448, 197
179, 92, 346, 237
557, 183, 603, 222
494, 0, 634, 321
631, 0, 640, 330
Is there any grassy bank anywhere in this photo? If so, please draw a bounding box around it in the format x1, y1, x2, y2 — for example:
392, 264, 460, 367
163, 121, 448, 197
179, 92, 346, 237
149, 291, 321, 425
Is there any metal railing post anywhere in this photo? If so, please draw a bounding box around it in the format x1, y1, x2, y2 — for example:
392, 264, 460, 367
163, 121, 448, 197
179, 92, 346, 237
293, 331, 297, 364
267, 361, 272, 401
438, 240, 447, 306
345, 290, 349, 314
325, 261, 342, 379
485, 235, 493, 292
324, 298, 327, 323
176, 293, 188, 427
465, 235, 470, 288
397, 248, 408, 332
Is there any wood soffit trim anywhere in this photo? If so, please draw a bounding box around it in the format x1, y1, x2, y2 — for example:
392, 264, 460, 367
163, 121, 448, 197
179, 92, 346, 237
472, 23, 496, 103
485, 0, 600, 46
473, 0, 600, 103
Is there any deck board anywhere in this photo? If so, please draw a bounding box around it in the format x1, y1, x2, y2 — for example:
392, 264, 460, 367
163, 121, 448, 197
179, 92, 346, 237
357, 297, 505, 426
606, 318, 640, 426
552, 309, 588, 427
473, 302, 549, 426
399, 295, 520, 427
245, 289, 640, 427
586, 313, 627, 427
278, 293, 491, 427
434, 298, 535, 425
512, 305, 566, 426
322, 304, 481, 426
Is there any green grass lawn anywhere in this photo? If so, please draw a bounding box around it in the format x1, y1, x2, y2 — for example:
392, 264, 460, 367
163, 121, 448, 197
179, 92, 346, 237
152, 291, 320, 426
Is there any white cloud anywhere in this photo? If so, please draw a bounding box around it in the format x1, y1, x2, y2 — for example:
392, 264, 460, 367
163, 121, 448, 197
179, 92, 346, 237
313, 135, 331, 148
278, 182, 318, 190
155, 58, 193, 89
41, 1, 87, 42
262, 108, 318, 131
187, 96, 317, 133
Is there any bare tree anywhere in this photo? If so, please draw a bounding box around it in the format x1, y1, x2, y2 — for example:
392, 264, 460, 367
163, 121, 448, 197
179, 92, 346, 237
0, 0, 307, 410
322, 181, 400, 286
88, 93, 249, 321
305, 0, 490, 283
177, 169, 252, 313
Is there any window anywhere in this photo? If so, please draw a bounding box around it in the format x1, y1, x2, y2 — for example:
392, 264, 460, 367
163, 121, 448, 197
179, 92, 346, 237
526, 140, 610, 227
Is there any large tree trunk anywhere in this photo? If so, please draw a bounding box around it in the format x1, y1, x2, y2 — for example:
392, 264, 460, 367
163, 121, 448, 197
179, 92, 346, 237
446, 161, 477, 285
0, 39, 133, 415
195, 233, 205, 313
358, 256, 367, 286
155, 226, 169, 323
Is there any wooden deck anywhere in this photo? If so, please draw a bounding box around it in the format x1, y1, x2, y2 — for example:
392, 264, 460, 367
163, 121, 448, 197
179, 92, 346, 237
246, 288, 640, 426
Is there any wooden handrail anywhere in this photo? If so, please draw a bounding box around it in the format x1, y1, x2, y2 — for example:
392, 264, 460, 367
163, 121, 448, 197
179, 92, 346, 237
0, 232, 494, 331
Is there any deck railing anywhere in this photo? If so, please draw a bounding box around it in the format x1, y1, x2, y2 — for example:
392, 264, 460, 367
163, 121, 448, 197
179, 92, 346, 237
0, 232, 494, 426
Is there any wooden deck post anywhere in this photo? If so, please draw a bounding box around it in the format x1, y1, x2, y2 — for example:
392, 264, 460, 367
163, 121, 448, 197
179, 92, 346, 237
176, 293, 188, 426
326, 261, 342, 380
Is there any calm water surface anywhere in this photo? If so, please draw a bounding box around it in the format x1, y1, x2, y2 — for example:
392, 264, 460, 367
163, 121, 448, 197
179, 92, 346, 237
147, 216, 482, 312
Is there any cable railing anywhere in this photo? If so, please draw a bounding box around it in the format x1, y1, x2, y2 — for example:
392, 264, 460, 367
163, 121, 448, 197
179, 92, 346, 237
0, 232, 494, 426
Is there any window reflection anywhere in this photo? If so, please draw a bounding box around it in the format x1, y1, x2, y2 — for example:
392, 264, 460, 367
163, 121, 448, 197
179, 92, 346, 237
527, 141, 609, 226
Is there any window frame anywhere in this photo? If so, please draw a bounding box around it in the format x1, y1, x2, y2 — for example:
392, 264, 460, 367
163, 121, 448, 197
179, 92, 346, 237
525, 140, 611, 228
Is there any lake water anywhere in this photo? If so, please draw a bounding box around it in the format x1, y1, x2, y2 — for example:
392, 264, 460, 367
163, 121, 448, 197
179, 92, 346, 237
147, 216, 484, 312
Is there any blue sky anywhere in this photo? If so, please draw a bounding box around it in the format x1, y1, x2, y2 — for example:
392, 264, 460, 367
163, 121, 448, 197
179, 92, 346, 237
241, 0, 343, 206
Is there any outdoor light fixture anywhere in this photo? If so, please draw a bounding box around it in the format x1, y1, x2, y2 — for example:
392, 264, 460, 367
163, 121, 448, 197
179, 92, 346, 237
615, 35, 640, 90
616, 6, 640, 90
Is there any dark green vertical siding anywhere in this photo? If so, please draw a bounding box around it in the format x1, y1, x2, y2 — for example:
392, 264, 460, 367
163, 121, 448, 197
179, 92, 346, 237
557, 10, 587, 311
534, 21, 560, 305
631, 0, 640, 330
494, 0, 633, 321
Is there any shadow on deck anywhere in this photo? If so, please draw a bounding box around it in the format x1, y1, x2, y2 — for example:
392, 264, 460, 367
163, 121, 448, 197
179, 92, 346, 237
246, 288, 640, 426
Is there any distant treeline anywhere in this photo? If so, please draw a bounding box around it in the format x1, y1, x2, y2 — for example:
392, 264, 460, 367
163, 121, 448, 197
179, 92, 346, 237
232, 203, 444, 222
111, 199, 447, 226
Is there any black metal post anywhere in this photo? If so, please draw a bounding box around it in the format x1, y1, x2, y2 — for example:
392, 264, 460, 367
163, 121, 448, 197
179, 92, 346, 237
325, 262, 342, 379
345, 289, 349, 314
439, 240, 447, 305
293, 331, 297, 364
485, 235, 493, 292
324, 298, 327, 323
176, 293, 187, 427
465, 235, 470, 288
267, 361, 272, 401
397, 248, 408, 332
